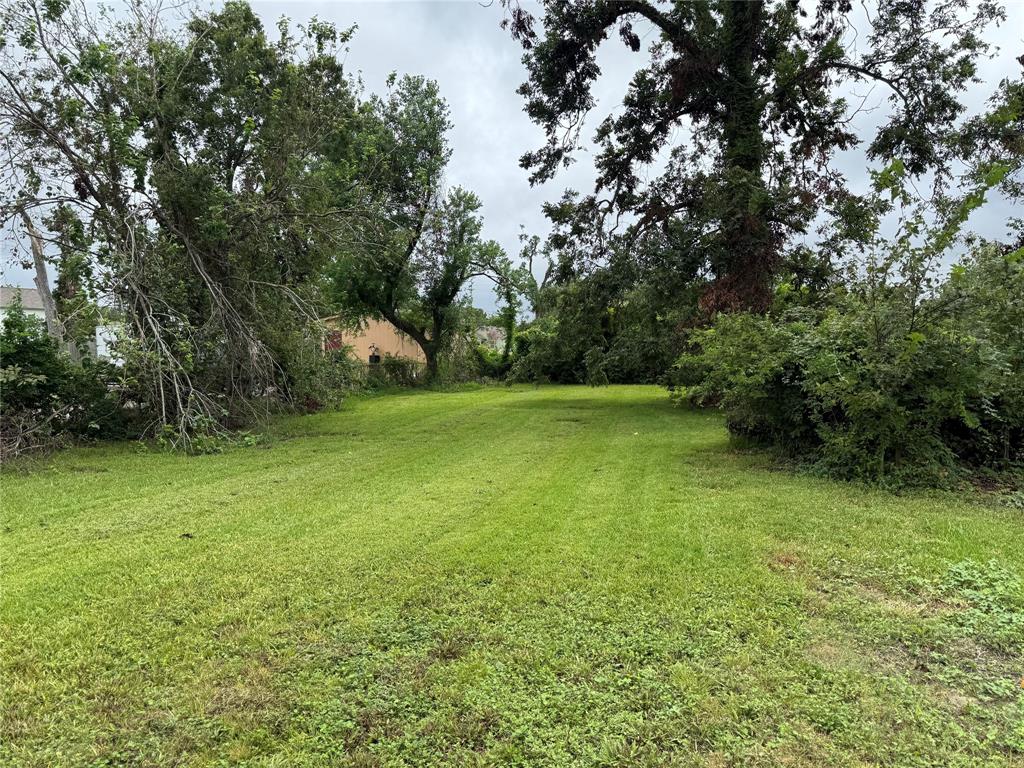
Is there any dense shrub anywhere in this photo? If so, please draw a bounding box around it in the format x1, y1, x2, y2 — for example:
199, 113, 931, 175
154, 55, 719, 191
507, 316, 578, 383
669, 312, 818, 453
0, 300, 131, 457
301, 346, 366, 408
508, 284, 689, 385
472, 344, 509, 380
942, 244, 1024, 467
362, 354, 425, 389
506, 228, 702, 386
670, 245, 1023, 486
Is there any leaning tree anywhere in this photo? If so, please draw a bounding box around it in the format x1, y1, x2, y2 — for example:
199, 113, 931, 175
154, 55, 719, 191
501, 0, 1005, 312
0, 0, 361, 444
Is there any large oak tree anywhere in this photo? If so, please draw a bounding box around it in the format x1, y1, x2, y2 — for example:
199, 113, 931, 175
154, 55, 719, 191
502, 0, 1004, 312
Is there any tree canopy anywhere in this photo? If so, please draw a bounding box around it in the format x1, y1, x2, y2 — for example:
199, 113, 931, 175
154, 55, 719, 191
328, 75, 514, 378
1, 0, 361, 442
502, 0, 1004, 311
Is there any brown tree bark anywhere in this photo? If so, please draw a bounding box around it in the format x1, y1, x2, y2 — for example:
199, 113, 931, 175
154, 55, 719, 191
701, 0, 776, 315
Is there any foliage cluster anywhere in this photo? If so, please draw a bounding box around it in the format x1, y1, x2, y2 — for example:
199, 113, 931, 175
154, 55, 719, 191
501, 0, 1002, 311
1, 1, 513, 448
507, 230, 701, 385
0, 299, 132, 457
658, 58, 1024, 487
669, 222, 1023, 485
1, 1, 366, 447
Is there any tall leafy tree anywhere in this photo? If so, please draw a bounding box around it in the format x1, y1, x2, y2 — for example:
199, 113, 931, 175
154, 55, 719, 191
957, 59, 1024, 209
502, 0, 1004, 312
330, 77, 513, 378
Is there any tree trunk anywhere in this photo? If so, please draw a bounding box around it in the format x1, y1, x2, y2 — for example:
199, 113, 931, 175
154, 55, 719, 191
424, 347, 439, 381
379, 308, 438, 382
702, 0, 775, 315
21, 212, 82, 364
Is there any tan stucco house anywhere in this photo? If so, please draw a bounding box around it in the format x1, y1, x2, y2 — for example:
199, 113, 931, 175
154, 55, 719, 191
322, 315, 426, 364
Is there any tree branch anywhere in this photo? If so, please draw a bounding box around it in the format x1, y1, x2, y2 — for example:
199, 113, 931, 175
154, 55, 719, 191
826, 62, 913, 108
603, 1, 702, 58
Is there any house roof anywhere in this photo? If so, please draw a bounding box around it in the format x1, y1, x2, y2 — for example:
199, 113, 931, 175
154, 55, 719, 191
0, 286, 44, 311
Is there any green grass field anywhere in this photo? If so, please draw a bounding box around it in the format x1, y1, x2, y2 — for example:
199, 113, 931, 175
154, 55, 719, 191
2, 385, 1022, 766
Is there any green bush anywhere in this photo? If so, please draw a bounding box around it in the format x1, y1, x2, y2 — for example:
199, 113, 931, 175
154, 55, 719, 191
941, 244, 1024, 467
507, 240, 695, 387
507, 291, 686, 386
363, 354, 424, 389
507, 318, 567, 383
670, 245, 1023, 486
669, 312, 818, 454
0, 299, 131, 455
312, 346, 367, 406
472, 344, 508, 380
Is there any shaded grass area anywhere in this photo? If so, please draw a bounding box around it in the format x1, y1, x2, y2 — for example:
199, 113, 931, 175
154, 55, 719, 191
2, 385, 1022, 766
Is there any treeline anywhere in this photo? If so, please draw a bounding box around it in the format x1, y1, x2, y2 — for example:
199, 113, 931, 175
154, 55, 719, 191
2, 0, 1022, 488
0, 1, 513, 455
496, 0, 1023, 487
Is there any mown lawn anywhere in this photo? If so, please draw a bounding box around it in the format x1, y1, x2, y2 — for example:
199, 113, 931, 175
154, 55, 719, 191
2, 385, 1022, 767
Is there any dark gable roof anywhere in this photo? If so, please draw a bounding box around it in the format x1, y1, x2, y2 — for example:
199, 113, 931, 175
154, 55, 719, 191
0, 286, 45, 311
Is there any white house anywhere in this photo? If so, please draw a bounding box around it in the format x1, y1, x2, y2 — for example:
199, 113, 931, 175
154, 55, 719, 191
475, 325, 507, 351
1, 285, 120, 362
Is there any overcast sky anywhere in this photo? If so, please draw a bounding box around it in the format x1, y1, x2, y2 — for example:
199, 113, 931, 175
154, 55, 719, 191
2, 0, 1022, 311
